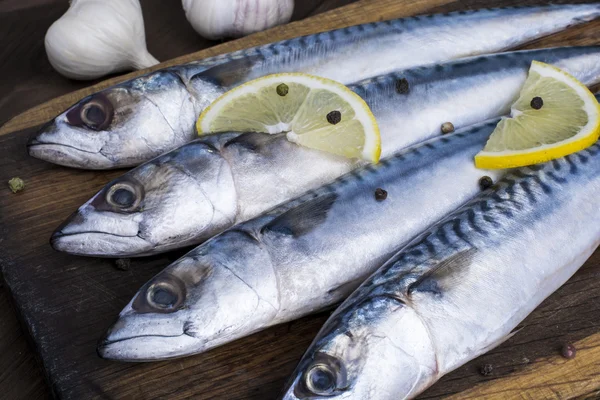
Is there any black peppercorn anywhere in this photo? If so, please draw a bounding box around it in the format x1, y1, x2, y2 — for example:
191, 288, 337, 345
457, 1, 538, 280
395, 78, 410, 94
326, 111, 342, 125
530, 96, 543, 110
561, 343, 576, 359
375, 188, 387, 201
114, 258, 131, 271
479, 364, 493, 376
441, 122, 455, 134
276, 83, 289, 96
479, 176, 494, 190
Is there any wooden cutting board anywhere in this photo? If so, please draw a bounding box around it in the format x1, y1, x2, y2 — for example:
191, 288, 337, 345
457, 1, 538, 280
1, 0, 600, 399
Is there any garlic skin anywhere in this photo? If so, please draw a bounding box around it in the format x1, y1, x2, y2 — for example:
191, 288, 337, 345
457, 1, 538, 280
182, 0, 294, 40
45, 0, 159, 80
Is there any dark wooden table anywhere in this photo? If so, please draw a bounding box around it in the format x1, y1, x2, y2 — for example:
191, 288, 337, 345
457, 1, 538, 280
0, 1, 356, 398
4, 1, 600, 399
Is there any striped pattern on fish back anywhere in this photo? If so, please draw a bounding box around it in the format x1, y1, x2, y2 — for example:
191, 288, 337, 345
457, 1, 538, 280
173, 5, 586, 84
351, 143, 600, 307
310, 142, 600, 343
239, 121, 497, 231
350, 46, 600, 100
192, 5, 584, 65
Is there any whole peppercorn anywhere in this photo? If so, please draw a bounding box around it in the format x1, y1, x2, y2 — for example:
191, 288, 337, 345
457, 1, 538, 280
326, 110, 342, 125
276, 83, 289, 96
479, 176, 494, 190
479, 364, 493, 376
8, 177, 25, 193
530, 96, 544, 110
561, 343, 576, 359
395, 78, 410, 94
114, 258, 131, 271
374, 188, 387, 201
441, 122, 455, 134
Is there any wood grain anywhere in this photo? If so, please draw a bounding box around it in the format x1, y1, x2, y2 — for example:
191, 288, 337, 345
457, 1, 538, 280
1, 0, 600, 399
0, 288, 49, 400
446, 332, 600, 399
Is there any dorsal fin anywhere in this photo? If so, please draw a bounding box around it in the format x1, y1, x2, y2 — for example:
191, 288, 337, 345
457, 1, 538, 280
261, 193, 338, 237
406, 248, 477, 297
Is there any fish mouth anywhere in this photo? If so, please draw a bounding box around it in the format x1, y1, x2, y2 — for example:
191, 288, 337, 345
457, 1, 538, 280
27, 137, 97, 154
98, 331, 185, 348
27, 141, 113, 169
97, 331, 200, 361
27, 119, 114, 169
51, 208, 153, 257
51, 230, 139, 239
50, 231, 151, 257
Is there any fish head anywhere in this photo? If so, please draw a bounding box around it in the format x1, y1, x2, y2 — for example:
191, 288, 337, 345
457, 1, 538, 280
97, 262, 199, 361
28, 71, 204, 169
98, 230, 279, 360
281, 296, 437, 400
51, 139, 238, 257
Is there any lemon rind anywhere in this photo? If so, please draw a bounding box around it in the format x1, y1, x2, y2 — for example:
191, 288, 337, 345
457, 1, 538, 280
475, 61, 600, 169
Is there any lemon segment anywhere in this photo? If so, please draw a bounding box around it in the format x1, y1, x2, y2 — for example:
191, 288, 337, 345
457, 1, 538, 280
197, 73, 381, 163
475, 61, 600, 169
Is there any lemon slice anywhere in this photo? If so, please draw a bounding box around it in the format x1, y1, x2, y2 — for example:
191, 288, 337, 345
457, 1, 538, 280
197, 73, 381, 163
475, 61, 600, 169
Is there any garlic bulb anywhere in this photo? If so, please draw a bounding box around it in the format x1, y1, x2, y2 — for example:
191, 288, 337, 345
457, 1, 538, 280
45, 0, 159, 80
182, 0, 294, 40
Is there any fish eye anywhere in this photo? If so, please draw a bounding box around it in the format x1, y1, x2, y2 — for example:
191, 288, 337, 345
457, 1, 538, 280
147, 282, 180, 309
132, 274, 186, 314
106, 181, 142, 211
81, 102, 106, 129
305, 363, 338, 396
112, 188, 135, 207
66, 94, 114, 130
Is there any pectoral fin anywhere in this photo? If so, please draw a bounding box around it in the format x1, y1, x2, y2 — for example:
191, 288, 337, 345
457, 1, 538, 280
262, 193, 338, 237
406, 248, 478, 297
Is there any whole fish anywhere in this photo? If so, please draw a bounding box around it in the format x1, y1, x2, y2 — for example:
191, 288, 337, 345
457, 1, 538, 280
97, 120, 507, 361
281, 144, 600, 400
28, 4, 600, 169
52, 46, 600, 257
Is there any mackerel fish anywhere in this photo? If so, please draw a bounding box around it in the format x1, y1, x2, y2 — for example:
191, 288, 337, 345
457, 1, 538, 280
97, 119, 509, 360
28, 4, 600, 169
52, 46, 600, 256
281, 140, 600, 399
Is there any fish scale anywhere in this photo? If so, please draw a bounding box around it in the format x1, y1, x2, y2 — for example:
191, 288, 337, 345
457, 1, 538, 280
281, 142, 600, 400
52, 46, 600, 257
28, 4, 600, 169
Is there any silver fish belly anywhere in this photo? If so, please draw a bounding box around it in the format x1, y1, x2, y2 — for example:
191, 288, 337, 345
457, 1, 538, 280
28, 4, 600, 169
281, 145, 600, 400
52, 47, 600, 257
97, 120, 508, 361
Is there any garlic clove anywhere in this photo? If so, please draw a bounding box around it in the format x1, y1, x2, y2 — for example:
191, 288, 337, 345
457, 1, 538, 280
182, 0, 294, 40
45, 0, 159, 80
